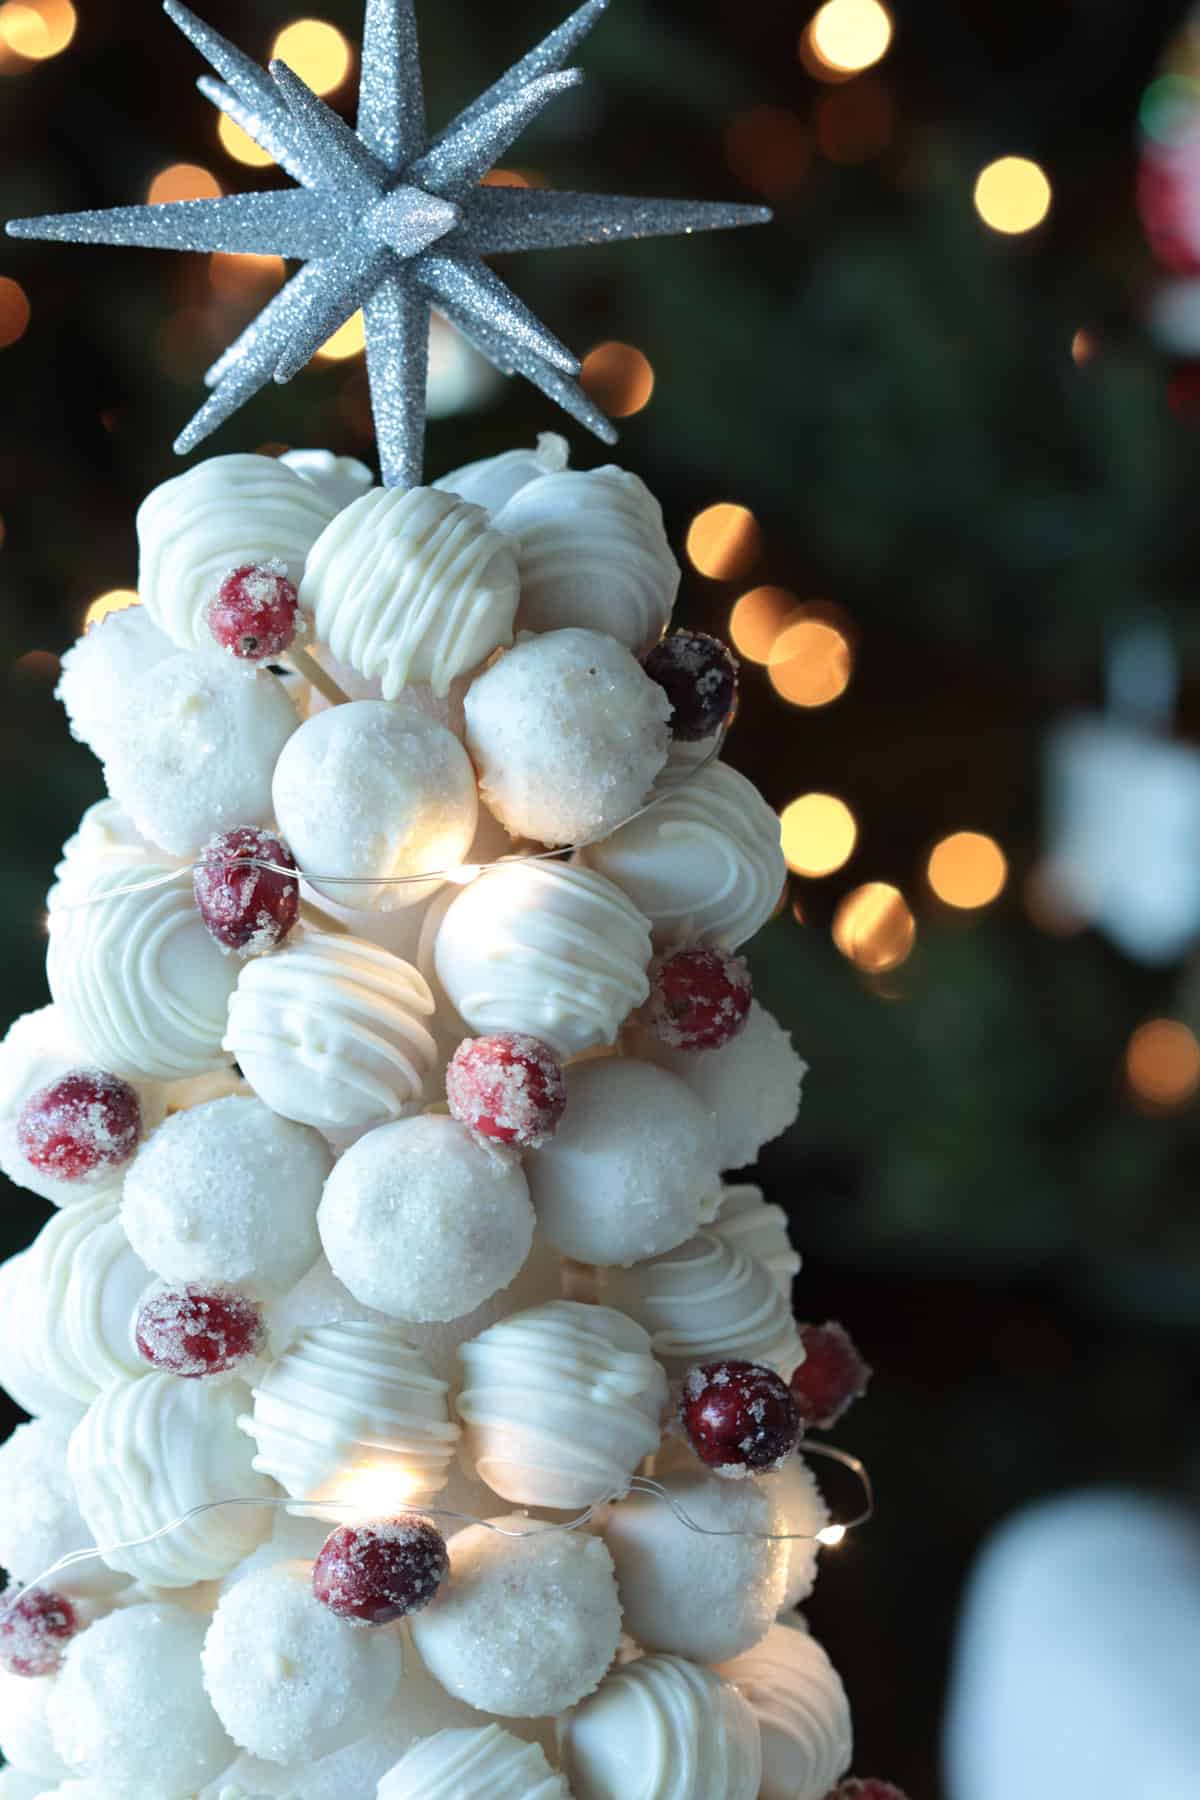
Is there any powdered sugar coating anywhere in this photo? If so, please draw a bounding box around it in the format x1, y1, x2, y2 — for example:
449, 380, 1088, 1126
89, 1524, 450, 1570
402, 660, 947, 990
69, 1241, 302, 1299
311, 1516, 448, 1624
445, 1033, 566, 1148
0, 1662, 69, 1781
0, 1419, 130, 1599
16, 1073, 141, 1185
774, 1453, 830, 1609
54, 606, 174, 761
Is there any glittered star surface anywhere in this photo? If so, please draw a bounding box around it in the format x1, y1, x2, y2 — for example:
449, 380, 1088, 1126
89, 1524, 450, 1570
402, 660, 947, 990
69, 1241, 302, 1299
7, 0, 769, 487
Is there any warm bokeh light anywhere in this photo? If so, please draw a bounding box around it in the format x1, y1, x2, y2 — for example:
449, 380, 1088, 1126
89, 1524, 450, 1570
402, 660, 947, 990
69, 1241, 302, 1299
807, 0, 893, 75
11, 649, 58, 681
0, 0, 76, 61
482, 167, 532, 188
780, 793, 857, 877
1071, 328, 1096, 366
147, 163, 222, 205
817, 1523, 847, 1548
833, 882, 916, 973
927, 831, 1007, 909
271, 19, 352, 96
686, 504, 761, 581
725, 107, 809, 198
729, 586, 797, 663
84, 589, 139, 629
580, 341, 655, 418
973, 156, 1052, 235
768, 618, 852, 706
315, 310, 366, 362
209, 252, 286, 299
1125, 1019, 1200, 1110
327, 1461, 426, 1518
0, 277, 30, 350
218, 112, 275, 169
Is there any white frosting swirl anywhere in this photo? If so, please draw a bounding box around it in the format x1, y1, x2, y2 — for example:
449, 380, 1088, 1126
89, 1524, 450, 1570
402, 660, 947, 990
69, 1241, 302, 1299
585, 760, 786, 949
604, 1230, 802, 1379
379, 1723, 571, 1799
711, 1182, 801, 1296
560, 1653, 762, 1800
300, 484, 520, 698
715, 1622, 853, 1800
434, 431, 570, 516
48, 799, 173, 914
137, 453, 337, 653
494, 465, 679, 654
68, 1374, 274, 1586
456, 1299, 667, 1509
0, 1251, 84, 1424
279, 447, 374, 511
433, 861, 652, 1061
223, 930, 437, 1133
242, 1319, 459, 1520
47, 866, 238, 1082
22, 1196, 153, 1404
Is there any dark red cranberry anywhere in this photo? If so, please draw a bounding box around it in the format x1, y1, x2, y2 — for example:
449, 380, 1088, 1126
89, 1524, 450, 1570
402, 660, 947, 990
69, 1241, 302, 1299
135, 1284, 265, 1377
791, 1322, 872, 1430
208, 561, 298, 661
0, 1584, 79, 1677
642, 946, 752, 1051
312, 1516, 449, 1626
446, 1033, 567, 1148
16, 1071, 141, 1183
193, 827, 300, 956
643, 631, 738, 741
680, 1358, 800, 1476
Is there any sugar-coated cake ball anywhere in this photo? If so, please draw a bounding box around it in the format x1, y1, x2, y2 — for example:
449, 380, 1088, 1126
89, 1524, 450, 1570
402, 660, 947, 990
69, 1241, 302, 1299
560, 1654, 762, 1800
102, 654, 298, 858
0, 1419, 129, 1599
0, 1664, 68, 1781
586, 760, 785, 949
225, 931, 437, 1135
712, 1181, 802, 1296
20, 1197, 153, 1406
122, 1097, 330, 1295
433, 861, 651, 1062
526, 1058, 721, 1266
0, 1769, 49, 1799
202, 1561, 403, 1764
628, 1001, 807, 1171
715, 1621, 853, 1800
300, 485, 519, 699
279, 448, 374, 512
434, 431, 569, 516
244, 1320, 459, 1520
48, 801, 170, 915
318, 1114, 533, 1322
137, 453, 337, 655
0, 1253, 83, 1425
410, 1516, 621, 1716
602, 1467, 789, 1663
272, 702, 477, 910
47, 1603, 233, 1795
456, 1299, 667, 1508
464, 629, 670, 847
775, 1454, 830, 1609
378, 1722, 570, 1799
400, 1228, 565, 1397
605, 1230, 802, 1379
69, 1375, 273, 1587
54, 606, 174, 760
493, 465, 679, 654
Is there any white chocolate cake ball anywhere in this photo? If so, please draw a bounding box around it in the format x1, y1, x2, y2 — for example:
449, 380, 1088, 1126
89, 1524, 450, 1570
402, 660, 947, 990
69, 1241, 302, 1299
48, 801, 171, 915
102, 655, 298, 858
0, 1253, 84, 1425
122, 1097, 330, 1295
433, 861, 651, 1062
272, 702, 477, 910
47, 1603, 233, 1794
628, 1001, 807, 1172
262, 1255, 380, 1355
21, 1197, 153, 1405
0, 1666, 68, 1782
602, 1468, 789, 1663
0, 1418, 129, 1598
493, 465, 679, 654
224, 931, 437, 1134
279, 448, 373, 512
456, 1300, 667, 1509
434, 432, 569, 517
300, 485, 519, 699
48, 866, 238, 1082
774, 1454, 829, 1609
715, 1621, 853, 1800
464, 629, 670, 847
137, 453, 336, 654
318, 1115, 533, 1322
54, 605, 173, 760
585, 759, 785, 950
400, 1228, 565, 1396
712, 1181, 801, 1296
243, 1320, 459, 1520
202, 1561, 403, 1764
560, 1653, 762, 1800
69, 1375, 274, 1587
410, 1515, 621, 1716
378, 1723, 570, 1799
526, 1058, 721, 1266
604, 1230, 802, 1379
0, 1770, 49, 1799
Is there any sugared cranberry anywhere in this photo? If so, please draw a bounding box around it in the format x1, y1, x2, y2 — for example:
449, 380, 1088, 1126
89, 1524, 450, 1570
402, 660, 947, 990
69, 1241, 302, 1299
312, 1516, 449, 1626
208, 560, 298, 661
16, 1070, 141, 1183
135, 1284, 265, 1377
826, 1782, 910, 1800
642, 947, 752, 1051
680, 1359, 801, 1477
643, 630, 739, 741
0, 1584, 79, 1677
791, 1322, 872, 1430
446, 1033, 567, 1148
193, 826, 300, 956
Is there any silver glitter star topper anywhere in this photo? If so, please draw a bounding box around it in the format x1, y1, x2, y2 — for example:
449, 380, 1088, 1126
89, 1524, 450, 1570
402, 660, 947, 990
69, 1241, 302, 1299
7, 0, 770, 487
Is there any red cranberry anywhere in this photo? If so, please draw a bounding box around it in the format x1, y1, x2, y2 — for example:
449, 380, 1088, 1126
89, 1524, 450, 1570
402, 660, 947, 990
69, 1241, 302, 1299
680, 1359, 800, 1477
0, 1584, 79, 1677
791, 1322, 872, 1430
208, 561, 298, 661
643, 631, 739, 741
135, 1284, 265, 1377
642, 947, 752, 1051
446, 1033, 567, 1148
193, 827, 300, 956
16, 1070, 141, 1183
827, 1783, 910, 1800
312, 1516, 449, 1625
